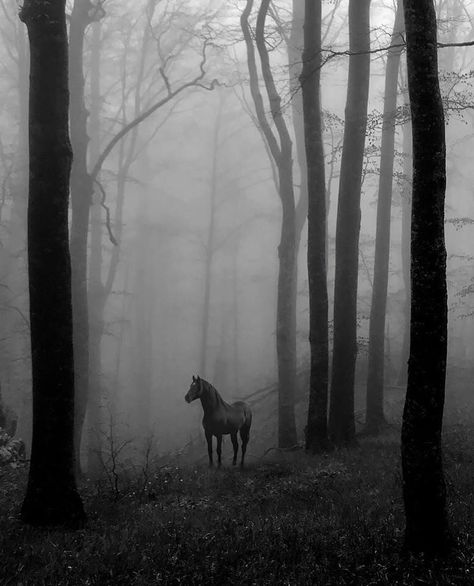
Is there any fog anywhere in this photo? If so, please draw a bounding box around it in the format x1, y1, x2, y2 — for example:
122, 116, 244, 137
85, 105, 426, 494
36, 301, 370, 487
1, 0, 474, 469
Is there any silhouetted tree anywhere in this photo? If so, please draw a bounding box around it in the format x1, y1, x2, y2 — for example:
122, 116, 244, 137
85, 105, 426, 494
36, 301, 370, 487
329, 0, 371, 445
301, 0, 329, 451
365, 1, 404, 434
19, 0, 85, 526
401, 0, 450, 554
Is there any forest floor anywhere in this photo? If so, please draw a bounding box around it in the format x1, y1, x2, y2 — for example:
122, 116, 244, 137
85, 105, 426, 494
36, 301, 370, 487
0, 416, 473, 585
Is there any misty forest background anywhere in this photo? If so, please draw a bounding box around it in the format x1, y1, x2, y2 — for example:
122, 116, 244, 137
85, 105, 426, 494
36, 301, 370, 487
1, 0, 474, 583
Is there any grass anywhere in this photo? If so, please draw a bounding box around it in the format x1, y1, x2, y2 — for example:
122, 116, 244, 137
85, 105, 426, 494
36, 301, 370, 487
0, 424, 473, 585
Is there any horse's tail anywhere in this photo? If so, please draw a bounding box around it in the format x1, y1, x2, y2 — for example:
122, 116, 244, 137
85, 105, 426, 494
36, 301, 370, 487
242, 402, 252, 432
232, 401, 252, 432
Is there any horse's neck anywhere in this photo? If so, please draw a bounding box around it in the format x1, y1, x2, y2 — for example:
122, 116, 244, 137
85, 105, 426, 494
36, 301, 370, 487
200, 384, 224, 413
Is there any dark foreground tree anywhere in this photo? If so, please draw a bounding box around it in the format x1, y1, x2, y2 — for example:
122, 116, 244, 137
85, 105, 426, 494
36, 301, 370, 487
365, 1, 404, 434
401, 0, 450, 554
329, 0, 371, 445
19, 0, 85, 526
301, 0, 329, 451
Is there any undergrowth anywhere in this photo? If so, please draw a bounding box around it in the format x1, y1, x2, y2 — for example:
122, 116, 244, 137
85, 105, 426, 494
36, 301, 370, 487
0, 425, 473, 585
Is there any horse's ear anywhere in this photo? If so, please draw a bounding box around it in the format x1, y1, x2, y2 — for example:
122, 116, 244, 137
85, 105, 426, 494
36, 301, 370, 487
192, 375, 196, 382
197, 375, 201, 381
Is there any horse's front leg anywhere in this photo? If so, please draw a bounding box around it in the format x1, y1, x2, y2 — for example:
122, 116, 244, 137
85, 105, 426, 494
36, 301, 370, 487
216, 434, 222, 467
231, 432, 238, 465
205, 429, 213, 467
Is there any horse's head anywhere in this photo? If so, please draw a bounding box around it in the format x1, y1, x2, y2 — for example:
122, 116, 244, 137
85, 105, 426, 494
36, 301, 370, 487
185, 375, 203, 403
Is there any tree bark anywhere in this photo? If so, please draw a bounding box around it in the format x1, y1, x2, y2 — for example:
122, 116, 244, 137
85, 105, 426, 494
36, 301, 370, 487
301, 0, 329, 451
329, 0, 371, 445
365, 1, 404, 434
401, 0, 450, 555
19, 0, 85, 526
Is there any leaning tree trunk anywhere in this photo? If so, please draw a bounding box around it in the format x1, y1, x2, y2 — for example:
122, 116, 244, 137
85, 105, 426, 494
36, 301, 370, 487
365, 1, 404, 434
288, 0, 309, 245
329, 0, 371, 446
401, 0, 450, 555
301, 0, 329, 451
19, 0, 85, 527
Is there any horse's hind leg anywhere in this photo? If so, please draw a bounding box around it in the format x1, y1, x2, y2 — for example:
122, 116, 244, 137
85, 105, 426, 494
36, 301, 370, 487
231, 432, 239, 466
205, 430, 213, 467
240, 427, 250, 467
216, 434, 223, 467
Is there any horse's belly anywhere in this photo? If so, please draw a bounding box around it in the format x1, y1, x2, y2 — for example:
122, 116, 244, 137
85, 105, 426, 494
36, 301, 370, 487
204, 414, 243, 435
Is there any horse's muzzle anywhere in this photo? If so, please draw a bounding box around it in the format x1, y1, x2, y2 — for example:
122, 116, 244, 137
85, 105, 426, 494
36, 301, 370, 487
185, 394, 191, 403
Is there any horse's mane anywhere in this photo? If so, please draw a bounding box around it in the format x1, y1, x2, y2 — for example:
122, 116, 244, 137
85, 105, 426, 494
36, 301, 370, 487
199, 378, 223, 406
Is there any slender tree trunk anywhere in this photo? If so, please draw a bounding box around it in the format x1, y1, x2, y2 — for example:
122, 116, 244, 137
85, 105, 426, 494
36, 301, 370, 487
365, 2, 404, 434
87, 21, 103, 478
401, 0, 450, 555
397, 112, 412, 386
19, 0, 85, 527
134, 211, 153, 439
69, 0, 94, 472
241, 0, 297, 447
231, 240, 240, 393
301, 0, 329, 451
199, 97, 223, 377
329, 0, 371, 445
289, 0, 308, 242
257, 0, 298, 447
275, 158, 298, 448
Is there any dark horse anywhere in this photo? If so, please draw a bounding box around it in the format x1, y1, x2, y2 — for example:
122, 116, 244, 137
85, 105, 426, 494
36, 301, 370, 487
185, 376, 252, 467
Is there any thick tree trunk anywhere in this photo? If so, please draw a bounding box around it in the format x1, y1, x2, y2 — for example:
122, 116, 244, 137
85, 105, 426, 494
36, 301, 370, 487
329, 0, 371, 445
365, 2, 404, 434
19, 0, 85, 527
401, 0, 450, 555
301, 0, 329, 451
